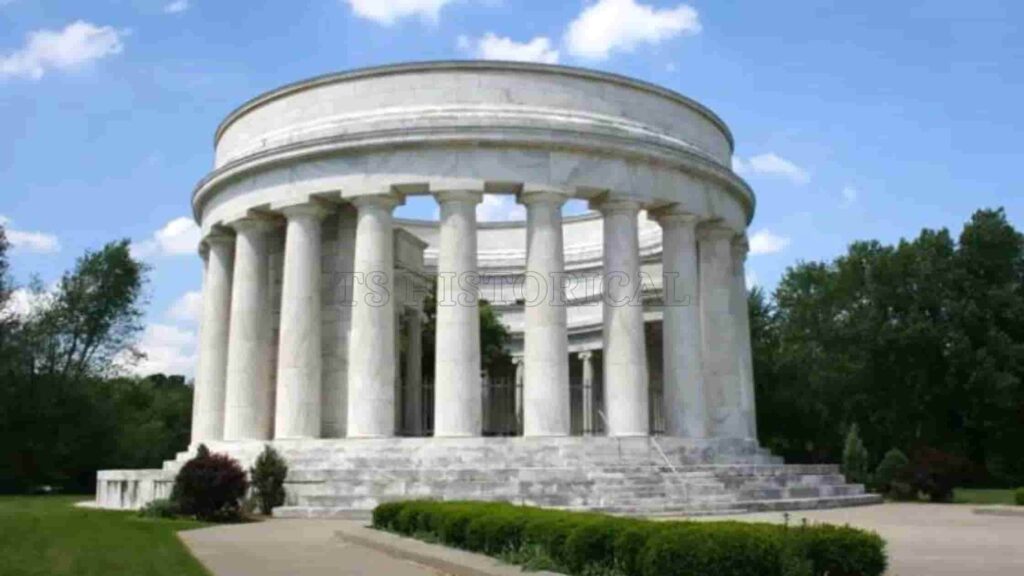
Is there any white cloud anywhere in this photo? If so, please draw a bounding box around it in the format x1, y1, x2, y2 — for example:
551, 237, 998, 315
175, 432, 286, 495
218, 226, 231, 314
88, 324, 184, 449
163, 0, 190, 14
0, 20, 125, 80
841, 185, 858, 207
564, 0, 701, 61
0, 215, 60, 253
168, 290, 202, 324
131, 323, 197, 377
346, 0, 455, 25
733, 153, 810, 185
460, 33, 560, 64
132, 217, 201, 259
749, 229, 791, 256
477, 194, 525, 222
2, 287, 55, 319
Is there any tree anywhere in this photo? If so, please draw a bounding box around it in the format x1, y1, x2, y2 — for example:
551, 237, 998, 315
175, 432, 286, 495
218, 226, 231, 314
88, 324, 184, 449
250, 445, 288, 515
754, 207, 1024, 486
29, 240, 147, 380
842, 423, 870, 485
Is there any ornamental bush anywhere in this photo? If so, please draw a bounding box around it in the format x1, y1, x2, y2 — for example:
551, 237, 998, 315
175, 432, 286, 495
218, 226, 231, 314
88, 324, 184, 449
371, 501, 887, 576
872, 448, 910, 497
1015, 488, 1024, 506
842, 424, 870, 485
906, 447, 971, 503
249, 445, 288, 515
171, 444, 248, 521
138, 498, 179, 519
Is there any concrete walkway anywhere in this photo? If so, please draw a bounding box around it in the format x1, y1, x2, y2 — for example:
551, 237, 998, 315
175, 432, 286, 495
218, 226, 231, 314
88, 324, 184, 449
694, 503, 1024, 576
180, 519, 446, 576
180, 503, 1024, 576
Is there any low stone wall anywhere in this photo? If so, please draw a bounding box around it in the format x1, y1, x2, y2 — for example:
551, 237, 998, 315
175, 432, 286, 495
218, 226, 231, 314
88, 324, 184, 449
95, 469, 174, 510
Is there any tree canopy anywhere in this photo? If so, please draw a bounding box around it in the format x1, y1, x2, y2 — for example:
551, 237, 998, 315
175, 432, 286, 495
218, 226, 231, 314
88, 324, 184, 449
753, 208, 1024, 485
0, 224, 189, 494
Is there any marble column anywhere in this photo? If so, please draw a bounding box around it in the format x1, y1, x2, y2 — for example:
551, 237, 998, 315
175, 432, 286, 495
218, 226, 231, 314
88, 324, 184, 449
597, 198, 649, 437
403, 308, 423, 435
513, 357, 524, 435
191, 231, 234, 444
654, 209, 708, 438
731, 235, 757, 440
273, 204, 328, 439
346, 193, 402, 438
223, 217, 277, 441
579, 351, 595, 436
433, 190, 482, 437
520, 191, 570, 437
698, 224, 745, 438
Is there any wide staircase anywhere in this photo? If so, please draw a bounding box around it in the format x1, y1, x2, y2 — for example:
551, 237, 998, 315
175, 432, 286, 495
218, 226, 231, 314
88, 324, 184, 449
156, 437, 879, 517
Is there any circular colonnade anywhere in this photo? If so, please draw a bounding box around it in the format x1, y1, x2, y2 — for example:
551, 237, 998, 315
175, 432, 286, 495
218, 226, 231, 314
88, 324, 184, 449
189, 61, 758, 449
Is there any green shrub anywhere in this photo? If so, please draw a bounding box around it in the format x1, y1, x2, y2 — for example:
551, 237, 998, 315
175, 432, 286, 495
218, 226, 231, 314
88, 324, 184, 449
370, 501, 887, 576
138, 498, 179, 519
641, 522, 789, 576
842, 423, 870, 485
613, 521, 661, 576
372, 501, 404, 529
437, 504, 481, 548
249, 445, 288, 515
1015, 488, 1024, 506
872, 448, 910, 497
790, 524, 887, 576
171, 444, 249, 521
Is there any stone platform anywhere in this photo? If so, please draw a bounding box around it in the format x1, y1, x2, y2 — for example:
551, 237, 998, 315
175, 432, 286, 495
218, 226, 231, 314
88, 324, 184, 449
95, 437, 879, 516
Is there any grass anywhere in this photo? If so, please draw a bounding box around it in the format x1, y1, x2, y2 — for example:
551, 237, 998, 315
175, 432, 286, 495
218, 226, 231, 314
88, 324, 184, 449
952, 488, 1017, 505
0, 495, 210, 576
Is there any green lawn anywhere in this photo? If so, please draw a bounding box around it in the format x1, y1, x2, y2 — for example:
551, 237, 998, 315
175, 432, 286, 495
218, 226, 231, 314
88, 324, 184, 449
0, 496, 210, 576
952, 488, 1017, 505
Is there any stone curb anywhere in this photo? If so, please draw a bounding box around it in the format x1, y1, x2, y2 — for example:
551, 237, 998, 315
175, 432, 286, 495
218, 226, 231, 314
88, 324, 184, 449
333, 523, 564, 576
973, 506, 1024, 518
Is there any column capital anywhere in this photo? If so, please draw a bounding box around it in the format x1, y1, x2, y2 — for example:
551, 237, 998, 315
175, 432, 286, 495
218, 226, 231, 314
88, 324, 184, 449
276, 202, 332, 221
577, 350, 593, 361
590, 194, 644, 214
434, 190, 483, 205
518, 190, 569, 207
203, 229, 236, 248
349, 192, 404, 210
225, 215, 278, 234
650, 206, 701, 228
696, 221, 737, 241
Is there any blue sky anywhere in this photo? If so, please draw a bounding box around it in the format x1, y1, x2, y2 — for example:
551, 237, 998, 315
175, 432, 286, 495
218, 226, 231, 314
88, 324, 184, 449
2, 0, 1022, 375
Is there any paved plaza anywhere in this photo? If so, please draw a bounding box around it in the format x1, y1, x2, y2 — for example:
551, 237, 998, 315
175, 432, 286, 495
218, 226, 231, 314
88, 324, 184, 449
179, 503, 1024, 576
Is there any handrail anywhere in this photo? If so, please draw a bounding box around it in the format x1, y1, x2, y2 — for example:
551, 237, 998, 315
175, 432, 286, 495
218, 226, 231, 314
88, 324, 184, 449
598, 409, 689, 501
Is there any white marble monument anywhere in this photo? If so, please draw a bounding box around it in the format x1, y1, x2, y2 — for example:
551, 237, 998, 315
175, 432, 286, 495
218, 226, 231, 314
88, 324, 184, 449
96, 62, 878, 515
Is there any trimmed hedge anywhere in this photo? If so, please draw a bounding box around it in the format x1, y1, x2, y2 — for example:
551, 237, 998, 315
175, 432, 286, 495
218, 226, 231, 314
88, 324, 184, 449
372, 501, 887, 576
